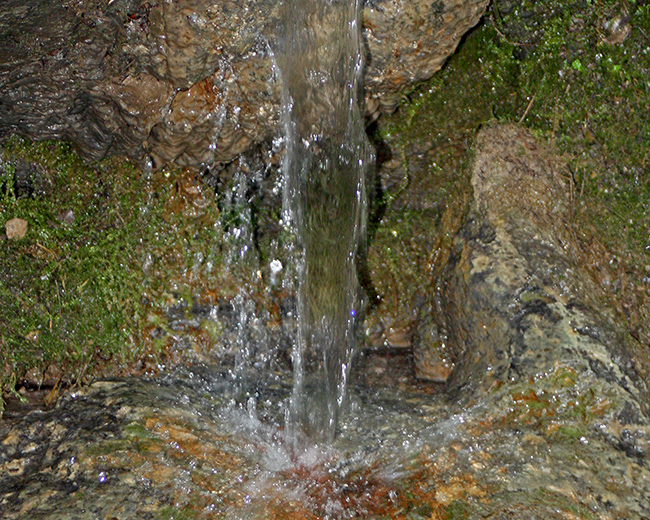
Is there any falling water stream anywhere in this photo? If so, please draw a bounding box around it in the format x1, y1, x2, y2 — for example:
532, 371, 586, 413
275, 0, 369, 443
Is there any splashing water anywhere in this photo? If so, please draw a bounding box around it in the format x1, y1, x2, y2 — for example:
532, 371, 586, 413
274, 0, 370, 442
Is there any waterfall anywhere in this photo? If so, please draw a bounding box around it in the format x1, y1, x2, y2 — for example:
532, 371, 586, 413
275, 0, 370, 442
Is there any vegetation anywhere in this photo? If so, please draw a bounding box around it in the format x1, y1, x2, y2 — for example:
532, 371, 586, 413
0, 138, 232, 412
368, 0, 650, 379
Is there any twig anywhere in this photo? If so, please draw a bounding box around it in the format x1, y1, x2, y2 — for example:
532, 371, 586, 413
489, 10, 533, 48
636, 25, 650, 42
36, 243, 56, 256
518, 93, 536, 124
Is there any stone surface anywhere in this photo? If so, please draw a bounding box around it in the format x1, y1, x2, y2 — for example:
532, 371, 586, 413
363, 0, 489, 114
5, 217, 27, 239
439, 123, 650, 455
1, 356, 649, 519
0, 0, 488, 168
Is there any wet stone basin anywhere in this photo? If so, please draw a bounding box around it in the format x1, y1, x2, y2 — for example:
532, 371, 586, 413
1, 362, 649, 519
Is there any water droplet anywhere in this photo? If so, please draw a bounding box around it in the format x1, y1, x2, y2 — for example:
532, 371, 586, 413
270, 259, 283, 274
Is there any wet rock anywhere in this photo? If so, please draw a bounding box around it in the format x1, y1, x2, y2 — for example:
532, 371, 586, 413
438, 123, 650, 453
413, 311, 453, 383
363, 0, 489, 114
0, 0, 488, 168
56, 209, 74, 224
5, 217, 27, 239
0, 157, 51, 199
1, 364, 649, 519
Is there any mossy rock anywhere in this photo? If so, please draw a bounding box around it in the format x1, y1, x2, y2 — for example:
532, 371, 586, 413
364, 0, 650, 385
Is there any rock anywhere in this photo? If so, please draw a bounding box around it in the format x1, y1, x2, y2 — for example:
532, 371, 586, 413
5, 217, 27, 239
0, 158, 51, 199
0, 0, 489, 168
413, 310, 453, 383
56, 210, 74, 224
21, 367, 43, 388
363, 0, 489, 114
2, 358, 649, 519
437, 123, 650, 453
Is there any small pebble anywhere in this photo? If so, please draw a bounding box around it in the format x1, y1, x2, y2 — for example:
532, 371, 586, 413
5, 217, 27, 239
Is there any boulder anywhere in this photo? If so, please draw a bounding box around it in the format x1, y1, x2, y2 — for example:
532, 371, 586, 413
0, 0, 488, 168
363, 0, 490, 114
436, 123, 650, 456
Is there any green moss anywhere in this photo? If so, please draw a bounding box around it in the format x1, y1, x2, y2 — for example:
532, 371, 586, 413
497, 1, 650, 259
123, 422, 158, 440
200, 319, 224, 343
0, 137, 230, 407
380, 0, 650, 253
500, 364, 615, 439
367, 208, 439, 323
529, 488, 598, 520
373, 0, 650, 380
82, 439, 134, 457
553, 425, 587, 440
445, 500, 471, 519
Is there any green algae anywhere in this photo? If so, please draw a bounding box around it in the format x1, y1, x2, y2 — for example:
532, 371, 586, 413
157, 507, 200, 520
444, 500, 471, 519
123, 422, 159, 441
486, 488, 599, 520
495, 363, 616, 442
82, 439, 137, 458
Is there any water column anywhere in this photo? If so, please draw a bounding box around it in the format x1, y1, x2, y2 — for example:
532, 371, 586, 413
275, 0, 370, 442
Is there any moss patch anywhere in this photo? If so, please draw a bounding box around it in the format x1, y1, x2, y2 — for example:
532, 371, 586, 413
369, 0, 650, 381
494, 364, 614, 439
0, 137, 234, 411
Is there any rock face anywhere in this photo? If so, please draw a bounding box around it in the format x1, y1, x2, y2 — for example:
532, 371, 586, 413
363, 0, 489, 114
437, 123, 650, 455
0, 0, 488, 168
1, 330, 649, 519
